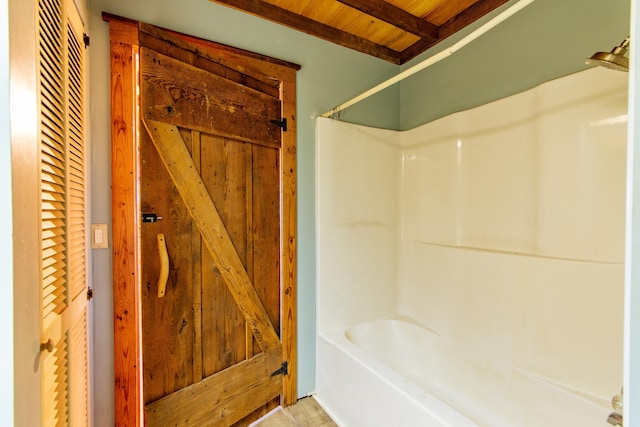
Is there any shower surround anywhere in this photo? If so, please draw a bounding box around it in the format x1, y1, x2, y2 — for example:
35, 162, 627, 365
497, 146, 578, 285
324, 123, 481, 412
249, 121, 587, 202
315, 67, 628, 426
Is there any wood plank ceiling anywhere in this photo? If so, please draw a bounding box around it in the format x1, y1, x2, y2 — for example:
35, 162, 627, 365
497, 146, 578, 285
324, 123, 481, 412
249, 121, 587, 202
210, 0, 511, 64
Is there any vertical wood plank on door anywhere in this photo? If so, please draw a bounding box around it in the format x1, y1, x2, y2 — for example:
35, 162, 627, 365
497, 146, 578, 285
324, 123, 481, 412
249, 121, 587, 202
252, 145, 281, 333
108, 18, 142, 427
200, 220, 244, 378
191, 130, 204, 383
245, 146, 256, 359
233, 143, 283, 425
200, 134, 249, 377
140, 126, 196, 404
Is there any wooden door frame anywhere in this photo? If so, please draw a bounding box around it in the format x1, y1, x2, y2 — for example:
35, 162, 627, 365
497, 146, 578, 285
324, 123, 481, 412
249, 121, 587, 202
104, 14, 299, 426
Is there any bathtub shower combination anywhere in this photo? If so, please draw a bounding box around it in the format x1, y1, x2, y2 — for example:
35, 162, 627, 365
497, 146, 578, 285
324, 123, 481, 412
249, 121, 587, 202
315, 68, 628, 427
319, 316, 610, 427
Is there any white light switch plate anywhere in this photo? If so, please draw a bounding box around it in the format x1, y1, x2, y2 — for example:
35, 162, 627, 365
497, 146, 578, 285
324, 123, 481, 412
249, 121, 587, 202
91, 223, 108, 249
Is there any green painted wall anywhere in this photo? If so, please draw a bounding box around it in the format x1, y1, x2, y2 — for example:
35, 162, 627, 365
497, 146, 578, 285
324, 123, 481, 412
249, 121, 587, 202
397, 0, 631, 129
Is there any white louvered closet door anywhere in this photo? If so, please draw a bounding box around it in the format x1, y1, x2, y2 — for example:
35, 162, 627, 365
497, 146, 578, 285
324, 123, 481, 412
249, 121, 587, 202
38, 0, 89, 425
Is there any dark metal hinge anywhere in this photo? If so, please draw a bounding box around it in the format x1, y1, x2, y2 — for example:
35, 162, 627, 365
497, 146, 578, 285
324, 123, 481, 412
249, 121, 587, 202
270, 118, 287, 132
83, 33, 90, 48
270, 361, 288, 377
87, 287, 94, 301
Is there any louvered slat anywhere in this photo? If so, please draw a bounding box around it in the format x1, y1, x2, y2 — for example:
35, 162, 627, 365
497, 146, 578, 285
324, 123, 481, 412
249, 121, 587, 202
41, 164, 65, 182
65, 14, 86, 303
69, 308, 89, 426
39, 0, 66, 330
42, 332, 70, 427
41, 206, 66, 219
39, 0, 71, 424
41, 140, 65, 161
64, 7, 89, 426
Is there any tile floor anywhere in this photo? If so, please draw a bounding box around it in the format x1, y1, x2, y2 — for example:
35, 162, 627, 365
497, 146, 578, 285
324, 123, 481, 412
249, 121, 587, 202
251, 396, 337, 427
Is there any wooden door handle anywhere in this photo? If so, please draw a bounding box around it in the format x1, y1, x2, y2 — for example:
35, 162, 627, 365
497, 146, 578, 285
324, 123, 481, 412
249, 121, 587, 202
157, 233, 169, 298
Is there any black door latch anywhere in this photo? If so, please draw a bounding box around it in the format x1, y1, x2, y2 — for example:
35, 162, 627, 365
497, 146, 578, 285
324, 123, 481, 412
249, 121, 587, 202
142, 213, 163, 223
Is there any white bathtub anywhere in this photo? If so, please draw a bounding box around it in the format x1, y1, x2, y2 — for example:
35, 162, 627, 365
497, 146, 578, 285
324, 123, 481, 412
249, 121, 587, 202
315, 316, 611, 427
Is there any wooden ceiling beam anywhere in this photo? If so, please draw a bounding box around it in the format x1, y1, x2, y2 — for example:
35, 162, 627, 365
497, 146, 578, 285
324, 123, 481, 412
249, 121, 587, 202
211, 0, 510, 65
210, 0, 402, 64
399, 0, 511, 64
439, 0, 511, 39
399, 38, 437, 65
336, 0, 439, 42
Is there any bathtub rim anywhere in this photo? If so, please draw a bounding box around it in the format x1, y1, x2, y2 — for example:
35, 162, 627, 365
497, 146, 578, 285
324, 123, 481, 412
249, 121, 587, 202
317, 320, 481, 427
341, 314, 613, 409
318, 314, 613, 427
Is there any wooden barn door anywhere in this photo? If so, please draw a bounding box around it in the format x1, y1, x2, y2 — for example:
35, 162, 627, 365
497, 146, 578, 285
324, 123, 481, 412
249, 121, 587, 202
140, 45, 284, 425
106, 17, 299, 427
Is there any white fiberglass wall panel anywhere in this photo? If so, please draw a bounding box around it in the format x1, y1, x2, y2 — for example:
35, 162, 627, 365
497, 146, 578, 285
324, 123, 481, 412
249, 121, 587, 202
398, 67, 628, 402
316, 118, 400, 332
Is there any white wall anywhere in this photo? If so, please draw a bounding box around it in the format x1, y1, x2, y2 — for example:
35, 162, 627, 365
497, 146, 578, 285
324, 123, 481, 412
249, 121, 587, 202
316, 68, 628, 408
9, 0, 43, 424
0, 0, 13, 424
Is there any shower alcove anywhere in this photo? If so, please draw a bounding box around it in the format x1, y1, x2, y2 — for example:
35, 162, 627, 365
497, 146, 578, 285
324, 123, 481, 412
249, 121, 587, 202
315, 67, 627, 427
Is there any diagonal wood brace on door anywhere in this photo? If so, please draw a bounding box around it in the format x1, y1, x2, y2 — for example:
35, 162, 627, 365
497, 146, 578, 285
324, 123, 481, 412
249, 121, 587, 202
142, 118, 282, 354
